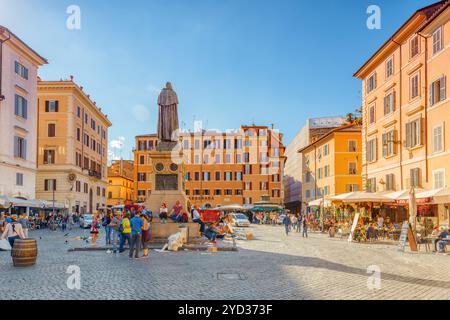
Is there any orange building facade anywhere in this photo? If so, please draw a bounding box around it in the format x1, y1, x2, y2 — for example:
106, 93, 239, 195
354, 1, 449, 226
107, 160, 134, 207
133, 126, 285, 208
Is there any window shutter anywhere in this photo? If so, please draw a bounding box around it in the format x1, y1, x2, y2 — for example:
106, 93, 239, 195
55, 101, 59, 112
391, 92, 395, 112
382, 134, 387, 158
23, 98, 27, 119
23, 139, 27, 160
419, 118, 424, 146
430, 83, 435, 106
374, 72, 377, 89
406, 122, 411, 148
13, 136, 18, 157
45, 101, 49, 112
394, 130, 398, 154
14, 95, 19, 116
44, 151, 48, 164
440, 76, 446, 101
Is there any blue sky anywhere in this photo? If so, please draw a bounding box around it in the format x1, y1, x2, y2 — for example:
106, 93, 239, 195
0, 0, 437, 159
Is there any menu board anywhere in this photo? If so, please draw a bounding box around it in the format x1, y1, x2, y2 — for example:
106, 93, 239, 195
398, 222, 418, 252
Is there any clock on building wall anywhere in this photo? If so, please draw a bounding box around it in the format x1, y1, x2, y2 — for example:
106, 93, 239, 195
68, 173, 77, 182
155, 163, 164, 172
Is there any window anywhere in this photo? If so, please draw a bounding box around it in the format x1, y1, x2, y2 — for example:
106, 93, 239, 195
214, 189, 222, 196
368, 105, 376, 124
410, 73, 419, 99
203, 189, 210, 196
139, 155, 145, 165
348, 140, 357, 152
15, 61, 28, 79
194, 172, 200, 181
433, 125, 444, 153
14, 94, 27, 119
16, 173, 23, 186
215, 154, 221, 164
430, 76, 446, 106
224, 189, 232, 196
76, 128, 81, 141
244, 153, 250, 163
76, 181, 81, 192
225, 154, 231, 164
367, 178, 376, 193
305, 172, 311, 183
260, 165, 269, 175
215, 171, 221, 181
406, 118, 422, 149
305, 189, 311, 199
48, 123, 56, 137
14, 136, 27, 159
382, 130, 396, 157
366, 73, 377, 94
45, 100, 59, 112
235, 172, 242, 181
323, 144, 329, 156
410, 168, 421, 188
324, 186, 329, 196
194, 155, 200, 164
260, 182, 268, 191
137, 173, 146, 182
204, 155, 209, 164
235, 189, 243, 196
225, 139, 233, 149
235, 139, 242, 149
138, 190, 146, 197
410, 36, 419, 58
203, 139, 212, 149
324, 165, 330, 177
366, 138, 377, 163
183, 140, 189, 149
260, 152, 268, 163
272, 189, 280, 197
245, 182, 252, 190
43, 150, 55, 164
224, 172, 232, 181
346, 184, 360, 192
44, 179, 57, 191
185, 172, 190, 181
385, 57, 393, 78
91, 119, 96, 130
272, 174, 280, 182
317, 168, 323, 180
348, 162, 356, 175
236, 154, 242, 164
433, 169, 445, 189
77, 106, 81, 117
386, 174, 395, 191
84, 183, 88, 193
432, 26, 443, 55
203, 172, 210, 181
384, 92, 395, 115
244, 165, 252, 175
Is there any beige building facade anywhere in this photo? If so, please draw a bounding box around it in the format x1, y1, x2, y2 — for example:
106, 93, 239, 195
36, 79, 112, 213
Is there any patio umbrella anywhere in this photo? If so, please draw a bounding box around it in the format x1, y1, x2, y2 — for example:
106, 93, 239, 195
409, 187, 417, 231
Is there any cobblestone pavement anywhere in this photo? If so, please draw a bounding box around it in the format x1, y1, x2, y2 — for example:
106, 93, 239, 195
0, 225, 449, 300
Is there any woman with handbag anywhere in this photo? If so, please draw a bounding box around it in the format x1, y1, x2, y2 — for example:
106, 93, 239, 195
91, 212, 100, 245
141, 213, 151, 258
1, 214, 26, 247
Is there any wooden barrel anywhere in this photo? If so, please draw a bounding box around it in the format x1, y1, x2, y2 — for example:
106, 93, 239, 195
12, 239, 38, 267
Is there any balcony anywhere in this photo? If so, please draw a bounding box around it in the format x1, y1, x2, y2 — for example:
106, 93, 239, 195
88, 170, 102, 180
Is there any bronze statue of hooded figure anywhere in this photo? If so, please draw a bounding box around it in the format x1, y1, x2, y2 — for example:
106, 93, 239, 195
157, 82, 179, 142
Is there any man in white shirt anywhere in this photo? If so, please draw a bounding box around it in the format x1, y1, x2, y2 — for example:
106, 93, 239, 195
192, 206, 205, 234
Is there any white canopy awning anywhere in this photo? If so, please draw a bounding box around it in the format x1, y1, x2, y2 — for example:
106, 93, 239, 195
330, 192, 394, 203
308, 199, 332, 207
212, 204, 245, 211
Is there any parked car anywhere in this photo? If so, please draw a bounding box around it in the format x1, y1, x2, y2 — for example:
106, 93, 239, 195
231, 213, 251, 227
79, 214, 93, 229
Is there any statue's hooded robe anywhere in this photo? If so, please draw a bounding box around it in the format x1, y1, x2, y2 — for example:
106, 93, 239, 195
157, 82, 179, 142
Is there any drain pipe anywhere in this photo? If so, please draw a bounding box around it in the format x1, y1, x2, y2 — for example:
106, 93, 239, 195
0, 27, 11, 102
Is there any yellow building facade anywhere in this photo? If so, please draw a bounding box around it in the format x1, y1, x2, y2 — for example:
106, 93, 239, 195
107, 160, 134, 207
36, 78, 112, 214
299, 125, 363, 208
354, 1, 449, 226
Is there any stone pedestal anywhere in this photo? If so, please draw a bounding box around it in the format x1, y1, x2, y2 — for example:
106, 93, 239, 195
145, 141, 188, 217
